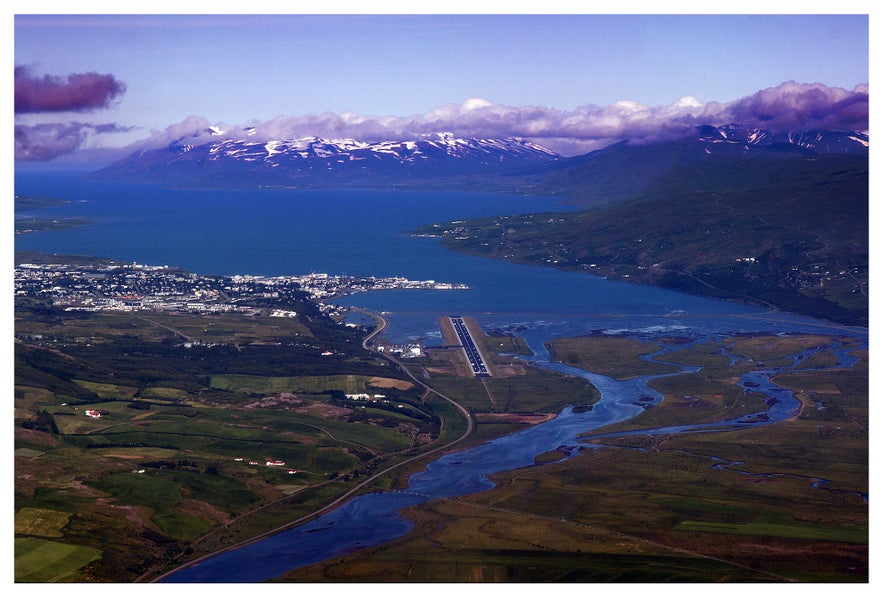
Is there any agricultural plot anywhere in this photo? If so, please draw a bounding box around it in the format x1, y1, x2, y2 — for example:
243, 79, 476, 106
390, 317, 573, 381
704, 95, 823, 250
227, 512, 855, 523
14, 507, 71, 538
14, 297, 442, 581
73, 380, 139, 399
675, 519, 867, 543
210, 373, 412, 395
15, 538, 102, 582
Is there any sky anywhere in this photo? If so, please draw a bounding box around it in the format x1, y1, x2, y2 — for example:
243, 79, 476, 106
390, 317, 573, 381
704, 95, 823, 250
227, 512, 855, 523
8, 2, 873, 167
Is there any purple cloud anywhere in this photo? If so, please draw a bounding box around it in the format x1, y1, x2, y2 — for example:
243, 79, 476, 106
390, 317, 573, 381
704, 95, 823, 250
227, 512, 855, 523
14, 66, 130, 160
15, 122, 135, 161
15, 123, 87, 161
15, 66, 126, 114
701, 81, 869, 132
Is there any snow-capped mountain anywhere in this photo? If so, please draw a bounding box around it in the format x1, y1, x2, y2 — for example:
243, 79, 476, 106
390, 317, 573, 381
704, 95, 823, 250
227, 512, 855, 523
524, 124, 869, 206
94, 124, 867, 190
95, 132, 562, 187
695, 124, 868, 155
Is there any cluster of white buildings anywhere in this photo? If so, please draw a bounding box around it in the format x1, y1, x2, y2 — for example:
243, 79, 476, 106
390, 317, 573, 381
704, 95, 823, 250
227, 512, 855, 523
233, 456, 297, 474
344, 393, 386, 400
376, 343, 423, 358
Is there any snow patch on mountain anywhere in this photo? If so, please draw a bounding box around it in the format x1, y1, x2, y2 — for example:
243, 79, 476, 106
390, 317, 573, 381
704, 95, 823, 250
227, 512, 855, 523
849, 135, 869, 148
185, 132, 560, 166
96, 131, 563, 185
696, 124, 867, 155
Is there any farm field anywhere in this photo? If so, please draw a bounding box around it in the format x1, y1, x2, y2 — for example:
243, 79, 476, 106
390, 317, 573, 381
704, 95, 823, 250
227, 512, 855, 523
14, 295, 597, 581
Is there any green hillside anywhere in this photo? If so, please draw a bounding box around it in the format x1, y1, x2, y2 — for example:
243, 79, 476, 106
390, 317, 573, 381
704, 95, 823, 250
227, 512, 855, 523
419, 152, 868, 325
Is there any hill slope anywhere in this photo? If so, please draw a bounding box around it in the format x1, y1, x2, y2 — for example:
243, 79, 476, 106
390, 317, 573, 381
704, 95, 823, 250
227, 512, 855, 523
418, 150, 868, 325
522, 126, 869, 207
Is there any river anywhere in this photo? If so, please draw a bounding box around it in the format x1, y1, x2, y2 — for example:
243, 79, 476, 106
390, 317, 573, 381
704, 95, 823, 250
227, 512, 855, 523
161, 325, 863, 582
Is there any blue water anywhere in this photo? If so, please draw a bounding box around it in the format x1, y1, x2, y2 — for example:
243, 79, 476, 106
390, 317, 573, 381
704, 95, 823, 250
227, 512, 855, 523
14, 173, 867, 582
15, 173, 579, 280
15, 174, 856, 343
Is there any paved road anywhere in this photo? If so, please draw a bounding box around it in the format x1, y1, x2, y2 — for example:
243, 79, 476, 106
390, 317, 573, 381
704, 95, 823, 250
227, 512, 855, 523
149, 309, 475, 582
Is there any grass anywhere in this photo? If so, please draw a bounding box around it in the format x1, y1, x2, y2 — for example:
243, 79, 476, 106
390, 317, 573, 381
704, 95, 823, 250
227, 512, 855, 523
73, 380, 138, 399
283, 496, 778, 582
152, 513, 215, 541
209, 373, 408, 395
139, 386, 191, 399
91, 472, 183, 511
15, 280, 866, 582
547, 335, 679, 379
15, 507, 71, 538
278, 332, 867, 583
52, 412, 116, 435
285, 432, 867, 582
15, 292, 465, 580
130, 311, 315, 342
725, 334, 850, 367
410, 364, 596, 416
85, 469, 258, 541
15, 537, 103, 582
675, 519, 867, 543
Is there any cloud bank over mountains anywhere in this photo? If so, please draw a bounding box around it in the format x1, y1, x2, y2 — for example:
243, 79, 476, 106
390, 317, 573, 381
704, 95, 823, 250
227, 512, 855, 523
133, 80, 870, 157
14, 72, 869, 162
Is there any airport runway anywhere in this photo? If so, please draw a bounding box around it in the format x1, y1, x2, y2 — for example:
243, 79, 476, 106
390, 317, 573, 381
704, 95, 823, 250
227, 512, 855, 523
449, 316, 490, 377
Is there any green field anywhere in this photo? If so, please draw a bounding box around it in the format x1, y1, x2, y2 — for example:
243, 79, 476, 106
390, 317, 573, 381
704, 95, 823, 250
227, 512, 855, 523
675, 519, 867, 543
14, 293, 445, 581
73, 380, 138, 399
210, 373, 410, 395
15, 538, 103, 582
16, 289, 600, 581
14, 507, 71, 538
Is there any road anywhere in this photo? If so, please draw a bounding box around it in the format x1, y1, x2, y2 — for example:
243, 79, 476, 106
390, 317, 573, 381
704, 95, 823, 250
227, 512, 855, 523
149, 309, 475, 582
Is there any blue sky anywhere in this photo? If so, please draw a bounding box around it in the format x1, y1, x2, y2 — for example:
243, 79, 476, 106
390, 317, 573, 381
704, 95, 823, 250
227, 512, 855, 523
10, 3, 872, 164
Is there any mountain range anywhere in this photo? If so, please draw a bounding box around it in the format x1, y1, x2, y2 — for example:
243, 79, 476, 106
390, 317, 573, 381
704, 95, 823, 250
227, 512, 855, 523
94, 130, 560, 187
94, 125, 867, 192
516, 125, 869, 206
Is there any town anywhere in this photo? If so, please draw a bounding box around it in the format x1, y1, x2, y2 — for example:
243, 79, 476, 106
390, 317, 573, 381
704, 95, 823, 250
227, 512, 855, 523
14, 259, 469, 320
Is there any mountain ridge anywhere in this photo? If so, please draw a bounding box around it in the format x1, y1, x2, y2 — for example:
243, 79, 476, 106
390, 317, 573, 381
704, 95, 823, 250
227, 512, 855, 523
94, 131, 562, 187
416, 149, 869, 325
523, 126, 868, 206
93, 125, 868, 196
